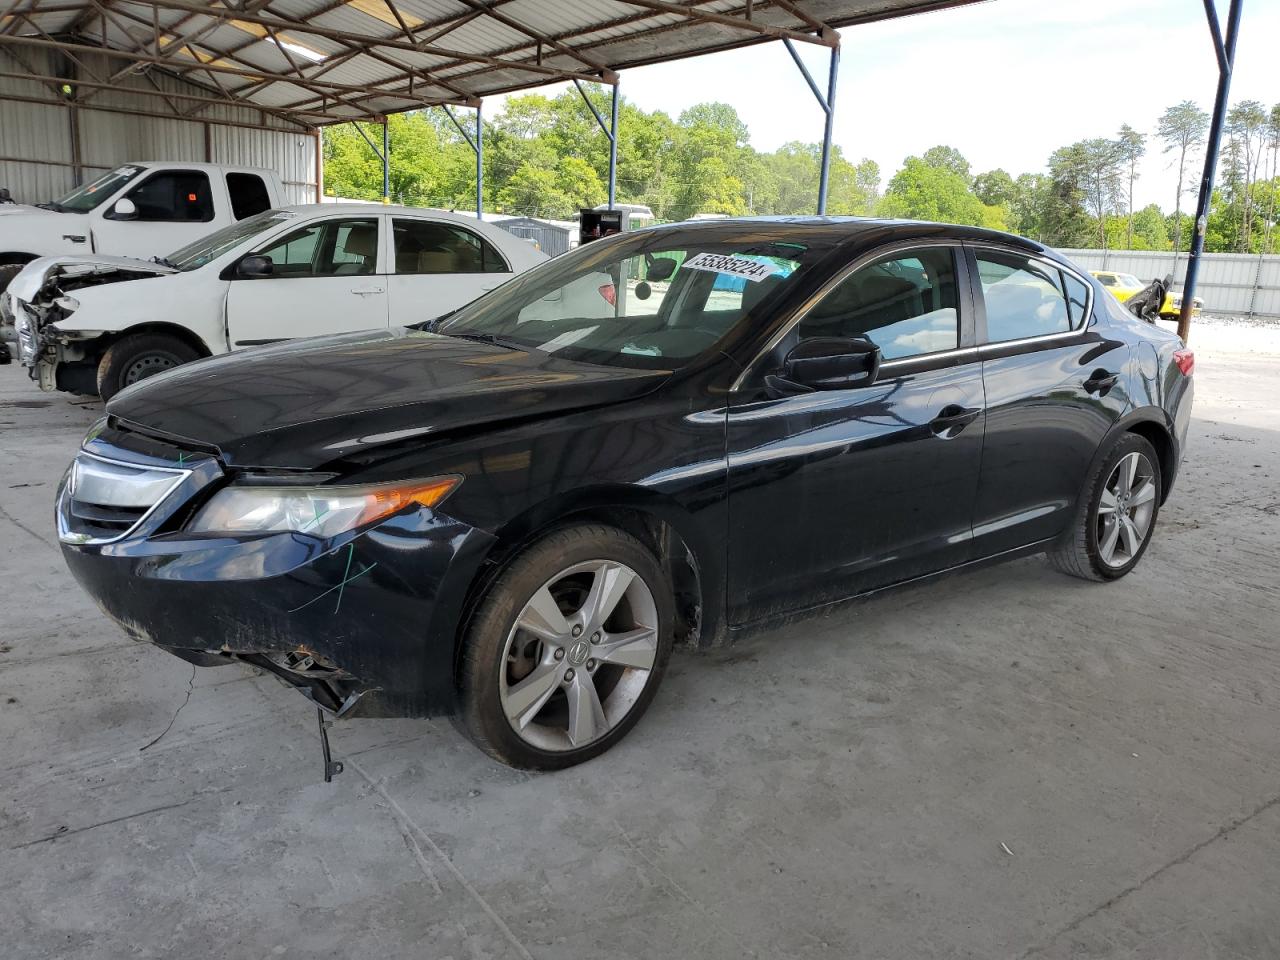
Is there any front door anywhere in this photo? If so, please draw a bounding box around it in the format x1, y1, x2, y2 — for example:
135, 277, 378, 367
225, 216, 387, 348
967, 246, 1131, 554
386, 216, 514, 327
90, 168, 220, 258
726, 244, 986, 624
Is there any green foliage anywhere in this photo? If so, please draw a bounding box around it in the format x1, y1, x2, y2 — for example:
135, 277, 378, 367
878, 154, 1004, 229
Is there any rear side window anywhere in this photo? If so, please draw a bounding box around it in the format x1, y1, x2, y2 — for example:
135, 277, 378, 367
798, 247, 960, 360
1097, 273, 1116, 286
226, 173, 271, 220
124, 171, 213, 222
393, 219, 509, 274
976, 252, 1087, 343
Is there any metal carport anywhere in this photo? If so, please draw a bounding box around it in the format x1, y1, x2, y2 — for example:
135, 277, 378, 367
0, 0, 1249, 339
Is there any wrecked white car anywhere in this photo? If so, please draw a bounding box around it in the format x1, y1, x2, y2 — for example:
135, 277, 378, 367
6, 204, 545, 400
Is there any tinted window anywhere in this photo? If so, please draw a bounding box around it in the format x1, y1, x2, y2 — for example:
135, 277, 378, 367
977, 252, 1078, 342
1063, 272, 1091, 326
226, 173, 272, 220
253, 218, 378, 278
125, 171, 213, 222
393, 219, 508, 274
799, 247, 960, 360
1097, 273, 1116, 287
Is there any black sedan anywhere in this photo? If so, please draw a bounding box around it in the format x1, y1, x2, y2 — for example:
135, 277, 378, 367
56, 218, 1194, 769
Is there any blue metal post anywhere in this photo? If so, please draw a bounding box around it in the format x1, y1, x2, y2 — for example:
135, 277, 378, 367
608, 79, 619, 208
476, 101, 483, 220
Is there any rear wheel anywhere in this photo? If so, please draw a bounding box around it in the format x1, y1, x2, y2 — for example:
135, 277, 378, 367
458, 523, 674, 769
96, 333, 199, 401
1051, 433, 1162, 581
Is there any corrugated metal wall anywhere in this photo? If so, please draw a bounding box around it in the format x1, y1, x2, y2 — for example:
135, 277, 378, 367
1056, 249, 1279, 319
0, 47, 317, 206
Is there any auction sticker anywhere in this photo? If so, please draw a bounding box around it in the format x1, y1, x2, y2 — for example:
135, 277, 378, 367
681, 252, 780, 283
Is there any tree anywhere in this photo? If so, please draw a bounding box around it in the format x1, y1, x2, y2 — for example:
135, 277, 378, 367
973, 169, 1016, 207
1051, 139, 1124, 247
1156, 100, 1209, 253
920, 145, 971, 180
1226, 100, 1268, 251
1116, 124, 1145, 249
878, 154, 1003, 228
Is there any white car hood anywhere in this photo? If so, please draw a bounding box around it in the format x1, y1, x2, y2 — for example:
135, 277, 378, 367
0, 203, 57, 217
7, 254, 176, 302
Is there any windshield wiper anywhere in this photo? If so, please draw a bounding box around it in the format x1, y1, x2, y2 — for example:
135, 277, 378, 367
151, 256, 179, 269
36, 201, 64, 212
448, 331, 521, 350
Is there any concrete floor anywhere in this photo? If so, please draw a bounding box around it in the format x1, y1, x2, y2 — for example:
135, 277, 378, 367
2, 319, 1278, 959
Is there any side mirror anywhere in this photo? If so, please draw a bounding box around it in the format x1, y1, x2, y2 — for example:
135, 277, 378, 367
646, 256, 678, 282
108, 197, 137, 220
767, 336, 881, 395
236, 254, 274, 279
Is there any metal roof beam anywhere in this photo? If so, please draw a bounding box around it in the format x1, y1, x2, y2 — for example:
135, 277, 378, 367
615, 0, 834, 46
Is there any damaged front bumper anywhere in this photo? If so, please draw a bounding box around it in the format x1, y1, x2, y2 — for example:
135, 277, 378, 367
57, 427, 494, 719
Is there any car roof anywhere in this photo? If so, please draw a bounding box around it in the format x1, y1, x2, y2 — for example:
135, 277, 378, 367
132, 161, 277, 176
280, 203, 504, 225
632, 215, 1050, 255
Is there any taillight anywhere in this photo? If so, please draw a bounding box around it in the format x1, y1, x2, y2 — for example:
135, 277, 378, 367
598, 283, 616, 307
1173, 348, 1194, 376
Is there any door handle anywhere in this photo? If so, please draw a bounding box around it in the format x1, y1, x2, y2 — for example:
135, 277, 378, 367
62, 234, 87, 243
929, 404, 981, 439
349, 286, 385, 296
1083, 369, 1119, 396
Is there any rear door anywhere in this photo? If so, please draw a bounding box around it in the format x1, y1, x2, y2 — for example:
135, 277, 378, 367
225, 215, 387, 348
387, 217, 514, 327
968, 245, 1131, 555
726, 243, 987, 623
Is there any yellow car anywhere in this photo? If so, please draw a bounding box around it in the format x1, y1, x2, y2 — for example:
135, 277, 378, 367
1091, 270, 1203, 320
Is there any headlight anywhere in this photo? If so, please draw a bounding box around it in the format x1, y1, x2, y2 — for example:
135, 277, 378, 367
188, 475, 461, 537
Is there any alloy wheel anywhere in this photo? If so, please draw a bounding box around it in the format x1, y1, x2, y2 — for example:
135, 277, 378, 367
499, 559, 659, 752
1096, 451, 1156, 568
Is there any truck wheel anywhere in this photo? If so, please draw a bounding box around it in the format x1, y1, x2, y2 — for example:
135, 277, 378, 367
97, 334, 199, 401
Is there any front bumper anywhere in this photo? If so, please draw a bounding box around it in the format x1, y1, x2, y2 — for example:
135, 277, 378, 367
57, 432, 494, 718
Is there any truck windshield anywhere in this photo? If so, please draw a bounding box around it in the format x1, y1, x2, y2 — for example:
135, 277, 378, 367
165, 210, 295, 271
51, 165, 146, 213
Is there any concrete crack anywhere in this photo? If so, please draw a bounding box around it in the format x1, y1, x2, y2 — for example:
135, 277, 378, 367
1019, 791, 1280, 958
139, 664, 197, 752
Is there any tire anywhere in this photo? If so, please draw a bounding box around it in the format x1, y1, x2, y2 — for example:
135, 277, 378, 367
0, 262, 24, 297
457, 523, 675, 770
96, 333, 199, 401
1050, 433, 1162, 581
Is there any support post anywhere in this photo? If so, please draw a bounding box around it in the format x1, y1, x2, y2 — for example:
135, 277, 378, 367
784, 35, 841, 215
442, 103, 484, 220
608, 80, 619, 209
381, 116, 390, 204
573, 75, 620, 209
1179, 0, 1243, 343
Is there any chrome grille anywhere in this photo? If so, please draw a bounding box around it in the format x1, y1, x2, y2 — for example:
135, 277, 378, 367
59, 451, 191, 544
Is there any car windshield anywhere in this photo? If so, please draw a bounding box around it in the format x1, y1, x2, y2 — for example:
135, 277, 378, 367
165, 210, 295, 271
439, 230, 824, 369
1118, 274, 1142, 287
51, 165, 146, 213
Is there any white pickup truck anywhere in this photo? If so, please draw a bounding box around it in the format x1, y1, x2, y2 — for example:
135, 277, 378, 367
0, 161, 286, 292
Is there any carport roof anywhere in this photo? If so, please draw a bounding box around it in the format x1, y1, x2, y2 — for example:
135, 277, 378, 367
0, 0, 983, 128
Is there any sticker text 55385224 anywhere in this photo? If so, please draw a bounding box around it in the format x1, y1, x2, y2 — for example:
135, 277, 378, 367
680, 252, 780, 283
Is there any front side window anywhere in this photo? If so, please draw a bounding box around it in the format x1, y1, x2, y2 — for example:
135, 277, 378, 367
123, 171, 214, 222
797, 247, 960, 361
441, 233, 821, 369
393, 219, 508, 274
253, 217, 379, 278
977, 252, 1087, 343
53, 165, 145, 213
226, 173, 272, 220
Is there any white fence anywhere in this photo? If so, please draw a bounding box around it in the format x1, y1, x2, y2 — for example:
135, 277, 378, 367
1058, 248, 1280, 319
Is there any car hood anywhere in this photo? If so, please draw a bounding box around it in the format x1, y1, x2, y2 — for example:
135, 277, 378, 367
107, 327, 671, 469
0, 203, 56, 217
7, 254, 175, 302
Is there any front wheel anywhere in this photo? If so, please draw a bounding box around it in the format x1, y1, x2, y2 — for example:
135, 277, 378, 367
458, 523, 674, 770
1051, 433, 1162, 581
96, 333, 199, 401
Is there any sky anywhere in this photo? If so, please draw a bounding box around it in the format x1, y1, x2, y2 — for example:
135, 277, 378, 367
489, 0, 1279, 213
